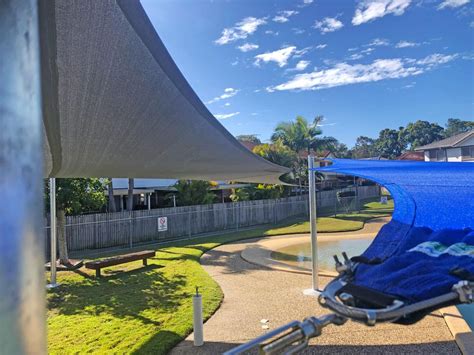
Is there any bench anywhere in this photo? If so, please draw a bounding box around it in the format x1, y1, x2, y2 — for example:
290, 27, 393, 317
85, 250, 155, 277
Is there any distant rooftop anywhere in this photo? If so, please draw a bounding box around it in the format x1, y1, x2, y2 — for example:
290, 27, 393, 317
415, 130, 474, 151
397, 151, 424, 161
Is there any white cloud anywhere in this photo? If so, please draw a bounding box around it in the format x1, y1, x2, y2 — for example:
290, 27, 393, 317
352, 0, 412, 26
267, 53, 457, 91
415, 53, 458, 65
348, 53, 364, 60
265, 30, 279, 36
314, 17, 344, 33
237, 43, 259, 52
396, 40, 419, 48
215, 17, 267, 45
367, 38, 390, 46
224, 102, 231, 106
273, 10, 298, 23
254, 46, 297, 67
292, 27, 306, 34
214, 112, 240, 120
316, 44, 328, 49
206, 88, 239, 104
294, 60, 311, 71
298, 0, 314, 6
437, 0, 470, 9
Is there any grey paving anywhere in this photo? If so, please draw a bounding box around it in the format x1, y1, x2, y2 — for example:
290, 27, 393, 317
172, 236, 460, 354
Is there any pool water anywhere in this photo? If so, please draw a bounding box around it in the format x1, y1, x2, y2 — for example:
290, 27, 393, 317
271, 237, 374, 272
458, 304, 474, 330
271, 237, 474, 331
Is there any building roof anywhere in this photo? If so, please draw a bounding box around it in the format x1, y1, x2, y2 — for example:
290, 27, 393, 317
397, 151, 425, 161
414, 131, 474, 151
41, 1, 289, 183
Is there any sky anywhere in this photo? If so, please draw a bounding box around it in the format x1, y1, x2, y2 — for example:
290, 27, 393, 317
141, 0, 474, 147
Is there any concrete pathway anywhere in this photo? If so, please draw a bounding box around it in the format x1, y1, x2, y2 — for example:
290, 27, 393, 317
172, 220, 460, 354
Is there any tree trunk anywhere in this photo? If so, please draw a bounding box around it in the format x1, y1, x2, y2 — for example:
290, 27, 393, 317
108, 178, 116, 212
127, 178, 134, 211
57, 208, 69, 265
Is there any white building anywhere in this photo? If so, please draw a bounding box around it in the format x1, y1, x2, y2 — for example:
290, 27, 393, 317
415, 131, 474, 162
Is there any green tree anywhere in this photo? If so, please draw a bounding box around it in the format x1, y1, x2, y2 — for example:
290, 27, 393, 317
271, 115, 336, 191
45, 178, 107, 264
271, 116, 336, 155
253, 140, 297, 184
330, 141, 351, 158
171, 180, 216, 206
236, 134, 262, 145
350, 136, 377, 159
444, 118, 474, 137
230, 184, 285, 201
401, 120, 444, 150
374, 128, 406, 159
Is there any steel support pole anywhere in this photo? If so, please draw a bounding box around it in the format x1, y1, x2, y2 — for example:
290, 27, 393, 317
304, 155, 319, 295
47, 178, 59, 288
0, 0, 47, 352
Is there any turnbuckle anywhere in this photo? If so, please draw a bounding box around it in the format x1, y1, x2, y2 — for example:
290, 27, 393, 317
224, 314, 346, 355
453, 280, 474, 303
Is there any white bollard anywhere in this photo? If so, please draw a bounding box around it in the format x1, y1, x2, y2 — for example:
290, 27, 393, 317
193, 287, 204, 346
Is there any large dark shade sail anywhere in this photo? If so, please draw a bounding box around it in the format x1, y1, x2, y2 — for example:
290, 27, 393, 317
40, 0, 289, 183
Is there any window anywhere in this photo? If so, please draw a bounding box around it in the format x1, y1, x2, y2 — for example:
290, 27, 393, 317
461, 146, 474, 161
428, 149, 446, 161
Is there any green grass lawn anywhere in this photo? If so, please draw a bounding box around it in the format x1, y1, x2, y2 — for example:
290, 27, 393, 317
47, 200, 392, 354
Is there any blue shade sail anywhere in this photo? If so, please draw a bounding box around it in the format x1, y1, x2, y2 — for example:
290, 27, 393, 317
315, 159, 474, 302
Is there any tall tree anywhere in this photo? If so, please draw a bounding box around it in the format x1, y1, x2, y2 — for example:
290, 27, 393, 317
401, 120, 444, 150
271, 116, 336, 155
107, 178, 116, 212
271, 116, 336, 190
330, 141, 351, 158
374, 128, 406, 159
127, 178, 134, 211
350, 136, 377, 159
45, 178, 107, 264
236, 134, 261, 145
444, 118, 474, 137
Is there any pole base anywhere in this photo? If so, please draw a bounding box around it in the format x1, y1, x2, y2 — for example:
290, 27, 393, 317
303, 288, 321, 297
46, 283, 60, 289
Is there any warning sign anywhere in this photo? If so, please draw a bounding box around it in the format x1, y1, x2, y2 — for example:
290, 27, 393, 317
158, 217, 168, 232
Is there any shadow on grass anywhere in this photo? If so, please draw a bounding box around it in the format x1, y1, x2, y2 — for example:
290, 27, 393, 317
132, 330, 183, 355
48, 264, 186, 326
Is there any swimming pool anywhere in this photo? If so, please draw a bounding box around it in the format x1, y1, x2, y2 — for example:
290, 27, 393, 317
271, 237, 473, 331
271, 236, 373, 272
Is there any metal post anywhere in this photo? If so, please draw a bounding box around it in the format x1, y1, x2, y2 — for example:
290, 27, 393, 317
147, 193, 151, 210
47, 178, 59, 288
0, 0, 47, 352
304, 155, 319, 296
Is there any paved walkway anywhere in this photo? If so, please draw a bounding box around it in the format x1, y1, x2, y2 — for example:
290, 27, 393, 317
172, 220, 459, 354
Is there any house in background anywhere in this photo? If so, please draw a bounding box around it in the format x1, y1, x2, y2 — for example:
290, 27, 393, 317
110, 178, 249, 211
415, 131, 474, 162
397, 151, 425, 161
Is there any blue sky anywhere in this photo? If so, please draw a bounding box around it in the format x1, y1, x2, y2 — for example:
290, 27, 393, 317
141, 0, 473, 146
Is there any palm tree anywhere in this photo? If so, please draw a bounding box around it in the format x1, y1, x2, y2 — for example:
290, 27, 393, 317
271, 116, 337, 192
272, 116, 336, 155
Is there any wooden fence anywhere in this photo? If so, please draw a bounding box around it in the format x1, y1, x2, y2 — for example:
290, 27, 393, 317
44, 186, 380, 256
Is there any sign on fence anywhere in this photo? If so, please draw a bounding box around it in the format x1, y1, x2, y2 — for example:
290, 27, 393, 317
158, 217, 168, 232
380, 196, 388, 205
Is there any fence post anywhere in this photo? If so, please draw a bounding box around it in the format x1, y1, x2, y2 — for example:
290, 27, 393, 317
188, 210, 192, 238
129, 212, 133, 249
